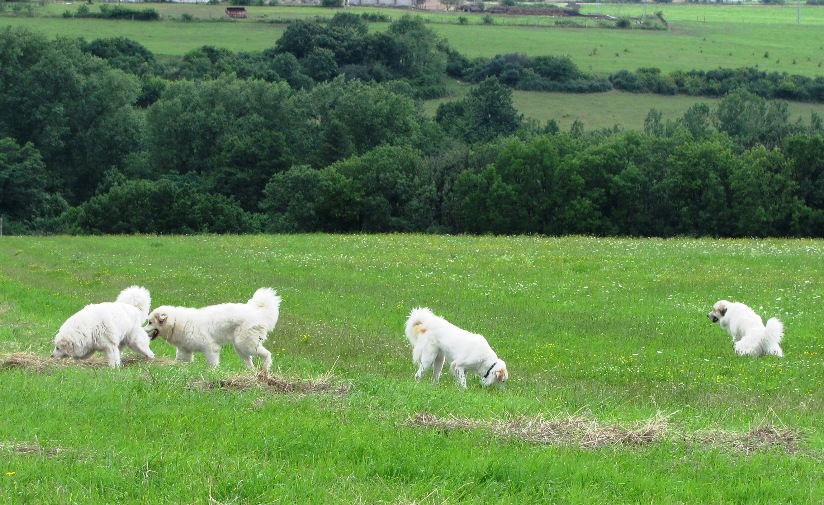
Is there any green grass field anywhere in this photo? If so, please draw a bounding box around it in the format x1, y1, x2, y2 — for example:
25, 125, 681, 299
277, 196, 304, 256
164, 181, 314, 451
4, 3, 824, 75
1, 235, 822, 503
423, 83, 824, 130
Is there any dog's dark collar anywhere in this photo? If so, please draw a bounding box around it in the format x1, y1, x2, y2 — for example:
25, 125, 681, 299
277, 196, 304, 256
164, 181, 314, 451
483, 362, 498, 379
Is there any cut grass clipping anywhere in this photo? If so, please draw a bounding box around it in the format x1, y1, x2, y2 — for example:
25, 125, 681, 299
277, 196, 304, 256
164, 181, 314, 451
190, 370, 350, 395
0, 441, 68, 459
0, 352, 177, 371
1, 353, 349, 395
409, 412, 803, 454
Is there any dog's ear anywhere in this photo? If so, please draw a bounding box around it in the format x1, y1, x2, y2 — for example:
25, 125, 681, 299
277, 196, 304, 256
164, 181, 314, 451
496, 368, 508, 382
719, 307, 727, 316
156, 313, 168, 324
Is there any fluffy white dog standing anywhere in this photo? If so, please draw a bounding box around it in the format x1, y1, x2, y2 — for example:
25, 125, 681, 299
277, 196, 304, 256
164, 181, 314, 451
707, 300, 784, 357
405, 307, 508, 388
51, 286, 155, 368
144, 288, 281, 371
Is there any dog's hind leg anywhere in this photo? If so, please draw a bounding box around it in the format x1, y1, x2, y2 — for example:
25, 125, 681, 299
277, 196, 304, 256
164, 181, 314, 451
414, 345, 438, 380
102, 345, 122, 368
257, 345, 272, 372
431, 353, 445, 383
175, 349, 194, 362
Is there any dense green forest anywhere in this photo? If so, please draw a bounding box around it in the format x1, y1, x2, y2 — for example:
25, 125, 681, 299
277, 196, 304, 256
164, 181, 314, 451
2, 14, 824, 237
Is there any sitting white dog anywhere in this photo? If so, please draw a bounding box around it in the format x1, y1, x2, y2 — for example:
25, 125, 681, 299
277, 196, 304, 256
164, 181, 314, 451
405, 307, 508, 388
144, 288, 281, 371
707, 300, 784, 357
51, 286, 155, 368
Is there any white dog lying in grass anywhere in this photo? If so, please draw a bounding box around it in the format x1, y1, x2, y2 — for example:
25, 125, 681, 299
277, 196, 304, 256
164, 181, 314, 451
707, 300, 784, 358
144, 288, 281, 371
51, 286, 154, 368
405, 307, 508, 388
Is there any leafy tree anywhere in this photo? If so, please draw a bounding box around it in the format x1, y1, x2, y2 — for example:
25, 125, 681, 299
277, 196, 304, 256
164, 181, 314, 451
728, 146, 803, 237
261, 165, 362, 232
302, 47, 339, 82
0, 138, 68, 233
82, 36, 157, 76
436, 77, 523, 144
657, 139, 732, 236
785, 134, 824, 235
62, 179, 258, 234
332, 146, 431, 232
0, 28, 144, 204
146, 75, 293, 178
288, 77, 422, 167
713, 87, 802, 150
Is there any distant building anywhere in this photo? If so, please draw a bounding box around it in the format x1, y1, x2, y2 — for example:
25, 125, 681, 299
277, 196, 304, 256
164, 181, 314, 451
226, 7, 248, 17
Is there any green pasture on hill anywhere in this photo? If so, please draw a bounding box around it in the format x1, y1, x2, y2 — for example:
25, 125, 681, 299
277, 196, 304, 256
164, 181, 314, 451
0, 235, 822, 503
424, 85, 824, 130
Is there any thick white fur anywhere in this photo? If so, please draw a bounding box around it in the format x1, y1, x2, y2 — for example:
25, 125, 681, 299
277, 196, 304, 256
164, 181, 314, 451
707, 300, 784, 358
144, 288, 281, 371
405, 307, 508, 388
51, 286, 154, 368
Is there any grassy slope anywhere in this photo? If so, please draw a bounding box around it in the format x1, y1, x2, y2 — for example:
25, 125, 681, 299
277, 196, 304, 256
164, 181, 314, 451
1, 235, 822, 503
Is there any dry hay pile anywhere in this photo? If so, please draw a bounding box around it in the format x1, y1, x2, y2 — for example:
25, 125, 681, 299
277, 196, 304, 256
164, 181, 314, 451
410, 412, 803, 454
410, 411, 670, 449
190, 370, 350, 396
1, 352, 177, 371
697, 425, 804, 455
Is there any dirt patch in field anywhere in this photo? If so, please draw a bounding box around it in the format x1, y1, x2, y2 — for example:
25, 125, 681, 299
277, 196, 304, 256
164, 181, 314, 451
410, 412, 804, 454
1, 352, 177, 371
190, 370, 350, 396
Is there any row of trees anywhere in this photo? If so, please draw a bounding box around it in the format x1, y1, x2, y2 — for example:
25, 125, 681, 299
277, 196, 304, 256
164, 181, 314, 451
1, 21, 824, 237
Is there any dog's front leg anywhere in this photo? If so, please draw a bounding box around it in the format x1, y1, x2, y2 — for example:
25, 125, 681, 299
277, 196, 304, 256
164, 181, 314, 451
450, 362, 467, 388
204, 348, 221, 367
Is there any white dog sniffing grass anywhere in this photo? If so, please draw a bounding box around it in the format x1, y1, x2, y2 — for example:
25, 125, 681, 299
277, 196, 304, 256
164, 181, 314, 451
51, 286, 154, 368
405, 307, 508, 388
144, 288, 281, 371
707, 300, 784, 358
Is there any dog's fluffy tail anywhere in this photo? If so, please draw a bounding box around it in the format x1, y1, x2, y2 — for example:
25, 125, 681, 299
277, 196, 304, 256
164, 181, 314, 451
763, 317, 784, 357
405, 307, 434, 345
735, 317, 784, 358
116, 286, 151, 320
248, 288, 282, 330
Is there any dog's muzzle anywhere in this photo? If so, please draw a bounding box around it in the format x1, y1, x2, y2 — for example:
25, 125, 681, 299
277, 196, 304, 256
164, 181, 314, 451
707, 313, 719, 323
147, 328, 160, 340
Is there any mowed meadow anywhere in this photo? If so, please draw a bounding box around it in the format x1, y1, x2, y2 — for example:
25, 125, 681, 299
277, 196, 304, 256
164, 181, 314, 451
1, 235, 822, 503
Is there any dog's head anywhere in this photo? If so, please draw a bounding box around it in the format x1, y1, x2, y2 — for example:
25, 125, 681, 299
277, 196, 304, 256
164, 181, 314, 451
707, 300, 729, 324
144, 309, 169, 341
482, 360, 508, 387
50, 335, 74, 359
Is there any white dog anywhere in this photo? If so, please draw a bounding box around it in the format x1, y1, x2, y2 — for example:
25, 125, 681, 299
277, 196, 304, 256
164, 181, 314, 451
144, 288, 281, 371
405, 307, 508, 388
51, 286, 154, 368
707, 300, 784, 357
